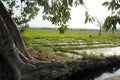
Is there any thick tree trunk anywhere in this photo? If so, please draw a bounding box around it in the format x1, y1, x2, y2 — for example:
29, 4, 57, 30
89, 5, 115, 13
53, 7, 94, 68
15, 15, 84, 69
0, 0, 32, 59
0, 1, 37, 80
0, 15, 22, 80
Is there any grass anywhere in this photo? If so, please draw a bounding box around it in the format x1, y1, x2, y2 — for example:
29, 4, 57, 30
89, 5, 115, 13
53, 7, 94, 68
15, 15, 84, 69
56, 52, 68, 57
34, 46, 54, 54
23, 29, 120, 43
22, 29, 120, 59
79, 51, 106, 59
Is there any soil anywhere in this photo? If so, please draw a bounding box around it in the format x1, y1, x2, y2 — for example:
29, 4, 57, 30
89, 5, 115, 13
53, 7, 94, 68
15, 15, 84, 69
26, 48, 120, 80
28, 48, 76, 62
22, 55, 120, 80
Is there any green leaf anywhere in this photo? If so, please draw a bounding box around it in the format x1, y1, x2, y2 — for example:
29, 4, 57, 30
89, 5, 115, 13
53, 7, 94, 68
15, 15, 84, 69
85, 17, 88, 24
74, 1, 80, 7
79, 0, 84, 5
102, 1, 109, 6
88, 18, 92, 23
103, 15, 118, 32
69, 0, 73, 6
118, 18, 120, 24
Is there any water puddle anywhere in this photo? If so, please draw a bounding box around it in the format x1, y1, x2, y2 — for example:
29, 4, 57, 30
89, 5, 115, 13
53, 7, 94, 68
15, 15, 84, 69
95, 69, 120, 80
55, 51, 82, 58
74, 47, 120, 56
60, 43, 113, 48
71, 66, 120, 80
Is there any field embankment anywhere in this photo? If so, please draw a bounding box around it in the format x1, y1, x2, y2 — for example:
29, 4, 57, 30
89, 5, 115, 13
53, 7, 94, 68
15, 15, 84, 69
23, 29, 120, 60
21, 29, 120, 80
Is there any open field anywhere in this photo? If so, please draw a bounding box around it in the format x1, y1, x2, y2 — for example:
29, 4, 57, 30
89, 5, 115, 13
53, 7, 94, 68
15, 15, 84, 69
22, 29, 120, 59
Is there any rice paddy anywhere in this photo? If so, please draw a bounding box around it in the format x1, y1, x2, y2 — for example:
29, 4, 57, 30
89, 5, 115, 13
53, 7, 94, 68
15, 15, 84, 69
22, 29, 120, 59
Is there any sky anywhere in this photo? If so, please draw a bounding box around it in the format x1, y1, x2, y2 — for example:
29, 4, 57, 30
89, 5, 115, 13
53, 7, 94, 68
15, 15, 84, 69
29, 0, 111, 29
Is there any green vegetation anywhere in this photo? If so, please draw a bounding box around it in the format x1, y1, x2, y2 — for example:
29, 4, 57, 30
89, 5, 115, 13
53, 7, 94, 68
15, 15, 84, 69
80, 51, 105, 59
23, 29, 120, 59
102, 0, 120, 33
1, 0, 120, 79
56, 52, 68, 57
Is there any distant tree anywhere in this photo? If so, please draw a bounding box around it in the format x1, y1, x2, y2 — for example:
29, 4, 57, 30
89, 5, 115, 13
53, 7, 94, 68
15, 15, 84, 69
84, 11, 103, 36
0, 0, 84, 80
58, 25, 68, 34
102, 0, 120, 33
94, 18, 103, 36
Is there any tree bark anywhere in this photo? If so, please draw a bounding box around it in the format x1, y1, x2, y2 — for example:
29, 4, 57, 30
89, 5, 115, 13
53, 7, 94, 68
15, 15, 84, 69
0, 1, 37, 79
0, 0, 32, 59
0, 15, 22, 80
99, 26, 102, 36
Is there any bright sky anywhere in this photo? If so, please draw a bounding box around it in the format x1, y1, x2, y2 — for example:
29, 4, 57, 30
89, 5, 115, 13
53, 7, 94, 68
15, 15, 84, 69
29, 0, 111, 29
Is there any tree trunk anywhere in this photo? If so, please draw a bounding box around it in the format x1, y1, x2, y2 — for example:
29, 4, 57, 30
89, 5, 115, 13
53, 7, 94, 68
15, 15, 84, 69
0, 15, 22, 80
99, 26, 102, 36
0, 0, 32, 59
0, 1, 37, 80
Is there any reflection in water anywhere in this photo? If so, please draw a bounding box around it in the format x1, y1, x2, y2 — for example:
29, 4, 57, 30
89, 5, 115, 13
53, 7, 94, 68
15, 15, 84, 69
75, 47, 120, 56
68, 66, 120, 80
95, 69, 120, 80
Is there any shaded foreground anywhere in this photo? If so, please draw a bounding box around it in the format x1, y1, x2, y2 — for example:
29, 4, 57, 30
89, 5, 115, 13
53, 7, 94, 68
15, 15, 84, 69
23, 56, 120, 80
1, 56, 119, 80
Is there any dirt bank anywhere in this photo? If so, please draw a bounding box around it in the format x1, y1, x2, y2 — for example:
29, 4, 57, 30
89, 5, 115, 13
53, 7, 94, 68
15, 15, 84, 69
22, 56, 120, 80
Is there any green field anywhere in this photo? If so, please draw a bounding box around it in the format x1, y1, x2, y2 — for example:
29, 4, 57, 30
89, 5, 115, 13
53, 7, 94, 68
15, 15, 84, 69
22, 29, 120, 59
